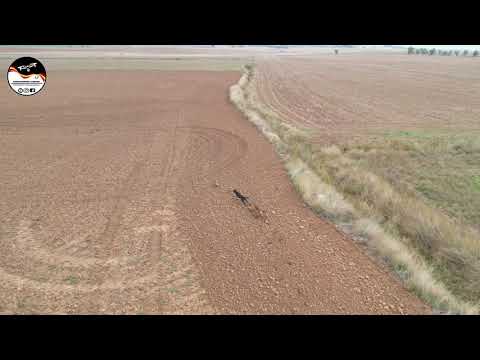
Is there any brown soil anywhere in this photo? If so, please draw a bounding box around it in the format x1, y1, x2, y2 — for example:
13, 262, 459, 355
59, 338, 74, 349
0, 70, 430, 314
255, 55, 480, 145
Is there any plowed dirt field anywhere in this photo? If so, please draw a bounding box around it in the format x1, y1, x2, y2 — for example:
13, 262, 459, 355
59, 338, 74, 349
0, 69, 430, 314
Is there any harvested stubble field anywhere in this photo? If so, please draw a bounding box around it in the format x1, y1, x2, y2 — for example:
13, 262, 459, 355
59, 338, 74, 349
241, 53, 480, 313
0, 50, 431, 314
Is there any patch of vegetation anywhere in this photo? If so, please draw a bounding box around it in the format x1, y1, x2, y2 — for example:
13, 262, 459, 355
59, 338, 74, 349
316, 133, 480, 304
64, 275, 80, 285
347, 133, 480, 229
472, 175, 480, 192
230, 64, 480, 314
408, 47, 480, 57
384, 130, 438, 139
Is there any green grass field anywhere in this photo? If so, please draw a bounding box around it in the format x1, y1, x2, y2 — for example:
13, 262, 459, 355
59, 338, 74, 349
344, 131, 480, 230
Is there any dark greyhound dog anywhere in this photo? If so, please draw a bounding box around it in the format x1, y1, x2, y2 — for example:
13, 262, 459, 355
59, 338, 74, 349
233, 189, 249, 205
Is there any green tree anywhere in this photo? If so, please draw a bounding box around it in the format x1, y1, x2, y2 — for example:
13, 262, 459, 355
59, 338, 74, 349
429, 48, 437, 55
415, 49, 421, 55
408, 47, 415, 54
473, 50, 479, 57
463, 50, 469, 56
454, 50, 460, 56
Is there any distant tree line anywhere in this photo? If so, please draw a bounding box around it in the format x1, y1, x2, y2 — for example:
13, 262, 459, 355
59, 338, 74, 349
408, 47, 479, 57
